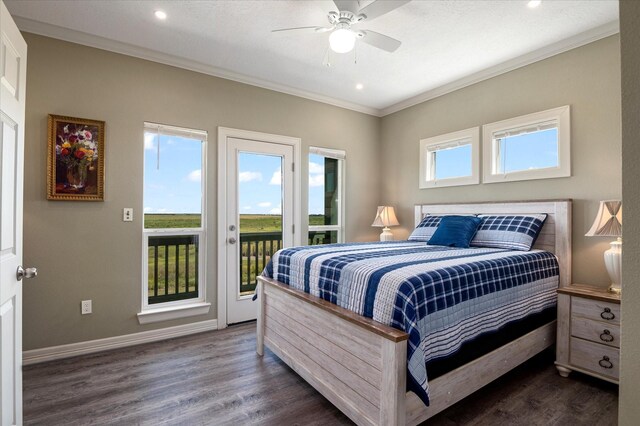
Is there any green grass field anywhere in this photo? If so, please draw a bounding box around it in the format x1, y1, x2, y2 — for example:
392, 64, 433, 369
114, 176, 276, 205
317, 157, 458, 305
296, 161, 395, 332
145, 214, 328, 299
145, 214, 325, 231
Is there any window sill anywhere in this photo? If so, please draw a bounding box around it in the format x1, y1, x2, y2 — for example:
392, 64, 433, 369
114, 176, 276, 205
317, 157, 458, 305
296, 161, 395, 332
137, 302, 211, 325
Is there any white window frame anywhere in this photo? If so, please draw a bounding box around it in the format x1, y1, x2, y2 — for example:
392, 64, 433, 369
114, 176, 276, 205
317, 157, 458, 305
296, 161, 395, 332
483, 105, 571, 184
419, 127, 480, 189
308, 147, 346, 244
138, 122, 210, 324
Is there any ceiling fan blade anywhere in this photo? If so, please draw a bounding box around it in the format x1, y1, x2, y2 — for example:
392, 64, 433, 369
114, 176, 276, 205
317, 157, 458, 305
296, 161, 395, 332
272, 26, 331, 34
358, 0, 411, 21
333, 0, 360, 13
359, 30, 402, 52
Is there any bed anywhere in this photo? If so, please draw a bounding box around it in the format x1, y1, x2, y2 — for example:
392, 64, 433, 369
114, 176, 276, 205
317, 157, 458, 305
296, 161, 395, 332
256, 200, 572, 425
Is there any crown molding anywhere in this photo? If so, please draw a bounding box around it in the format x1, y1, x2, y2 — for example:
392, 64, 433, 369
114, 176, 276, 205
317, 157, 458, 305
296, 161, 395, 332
13, 16, 381, 117
14, 16, 619, 118
380, 21, 620, 117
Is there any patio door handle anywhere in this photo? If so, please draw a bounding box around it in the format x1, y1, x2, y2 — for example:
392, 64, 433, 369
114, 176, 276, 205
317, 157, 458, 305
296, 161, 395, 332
228, 237, 237, 244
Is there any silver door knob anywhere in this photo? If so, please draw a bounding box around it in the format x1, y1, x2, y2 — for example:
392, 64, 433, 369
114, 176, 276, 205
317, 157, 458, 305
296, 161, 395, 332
16, 266, 38, 281
228, 237, 237, 244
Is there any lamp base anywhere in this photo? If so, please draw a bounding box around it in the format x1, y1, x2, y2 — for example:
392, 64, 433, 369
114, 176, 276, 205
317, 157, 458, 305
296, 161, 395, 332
379, 227, 394, 241
604, 238, 622, 294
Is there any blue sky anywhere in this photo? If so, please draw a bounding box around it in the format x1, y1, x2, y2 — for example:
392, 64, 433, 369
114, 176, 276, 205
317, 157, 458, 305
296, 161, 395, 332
143, 133, 325, 215
145, 129, 557, 214
434, 128, 558, 179
144, 133, 203, 214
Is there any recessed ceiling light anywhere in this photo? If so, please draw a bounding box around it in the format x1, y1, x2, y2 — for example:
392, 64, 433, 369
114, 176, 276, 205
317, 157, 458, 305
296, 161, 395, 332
527, 0, 542, 8
355, 83, 364, 90
154, 10, 167, 20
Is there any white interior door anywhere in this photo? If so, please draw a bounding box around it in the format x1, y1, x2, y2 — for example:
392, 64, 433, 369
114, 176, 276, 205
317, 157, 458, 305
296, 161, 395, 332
0, 2, 28, 425
225, 137, 294, 324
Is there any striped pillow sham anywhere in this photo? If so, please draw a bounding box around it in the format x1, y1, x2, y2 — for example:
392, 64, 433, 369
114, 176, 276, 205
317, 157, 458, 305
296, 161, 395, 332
470, 214, 547, 251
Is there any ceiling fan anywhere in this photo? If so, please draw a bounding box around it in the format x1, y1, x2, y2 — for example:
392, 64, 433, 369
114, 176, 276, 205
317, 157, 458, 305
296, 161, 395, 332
272, 0, 410, 56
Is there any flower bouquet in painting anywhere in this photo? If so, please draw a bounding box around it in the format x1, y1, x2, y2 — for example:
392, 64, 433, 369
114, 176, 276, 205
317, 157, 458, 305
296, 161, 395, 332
47, 115, 105, 201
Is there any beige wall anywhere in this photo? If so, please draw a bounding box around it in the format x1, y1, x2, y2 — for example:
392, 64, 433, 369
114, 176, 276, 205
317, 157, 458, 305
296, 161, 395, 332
619, 1, 640, 424
380, 35, 621, 287
22, 33, 381, 350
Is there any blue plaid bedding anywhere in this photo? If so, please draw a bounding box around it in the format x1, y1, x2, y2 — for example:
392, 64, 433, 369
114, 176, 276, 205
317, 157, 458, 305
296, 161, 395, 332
262, 241, 559, 406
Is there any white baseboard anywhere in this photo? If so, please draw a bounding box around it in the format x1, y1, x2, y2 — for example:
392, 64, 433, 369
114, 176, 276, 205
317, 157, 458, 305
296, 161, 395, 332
22, 319, 218, 366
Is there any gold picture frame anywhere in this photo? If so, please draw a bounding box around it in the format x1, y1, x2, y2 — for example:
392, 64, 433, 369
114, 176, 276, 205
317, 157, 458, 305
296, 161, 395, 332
47, 114, 105, 201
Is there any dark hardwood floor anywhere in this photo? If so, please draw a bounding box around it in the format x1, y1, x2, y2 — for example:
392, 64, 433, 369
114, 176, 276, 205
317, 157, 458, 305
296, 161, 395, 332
23, 322, 618, 425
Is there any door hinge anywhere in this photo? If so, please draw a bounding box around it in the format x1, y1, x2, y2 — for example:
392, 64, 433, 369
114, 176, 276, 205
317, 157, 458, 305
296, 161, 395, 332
292, 224, 295, 234
291, 162, 295, 172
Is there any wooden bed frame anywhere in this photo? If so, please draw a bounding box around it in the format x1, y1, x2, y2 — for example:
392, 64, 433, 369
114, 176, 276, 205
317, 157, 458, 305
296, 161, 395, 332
256, 200, 572, 426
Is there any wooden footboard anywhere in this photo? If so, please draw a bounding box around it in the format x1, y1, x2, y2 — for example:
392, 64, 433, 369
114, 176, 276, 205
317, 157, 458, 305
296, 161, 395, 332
257, 276, 556, 426
257, 276, 408, 426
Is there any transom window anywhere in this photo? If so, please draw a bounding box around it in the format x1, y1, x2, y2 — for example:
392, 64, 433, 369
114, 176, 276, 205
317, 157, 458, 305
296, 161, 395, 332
483, 105, 570, 183
419, 127, 480, 188
308, 147, 345, 244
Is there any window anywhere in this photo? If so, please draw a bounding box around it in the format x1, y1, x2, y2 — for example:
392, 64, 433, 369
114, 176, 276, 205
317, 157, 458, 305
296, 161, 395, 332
139, 122, 209, 323
419, 127, 480, 188
308, 147, 345, 244
483, 105, 570, 183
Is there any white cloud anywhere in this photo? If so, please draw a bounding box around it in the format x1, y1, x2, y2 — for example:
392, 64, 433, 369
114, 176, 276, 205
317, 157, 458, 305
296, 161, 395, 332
239, 171, 263, 183
187, 169, 201, 182
309, 174, 324, 187
309, 162, 324, 174
144, 207, 153, 213
243, 206, 252, 210
269, 205, 282, 215
257, 202, 272, 208
144, 133, 155, 150
270, 167, 281, 185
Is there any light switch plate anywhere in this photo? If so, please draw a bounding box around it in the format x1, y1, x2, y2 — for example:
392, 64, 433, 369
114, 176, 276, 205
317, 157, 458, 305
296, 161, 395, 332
123, 208, 133, 222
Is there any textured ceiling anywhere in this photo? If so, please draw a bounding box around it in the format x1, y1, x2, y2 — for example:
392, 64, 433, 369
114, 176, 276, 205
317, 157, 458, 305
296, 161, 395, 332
6, 0, 619, 115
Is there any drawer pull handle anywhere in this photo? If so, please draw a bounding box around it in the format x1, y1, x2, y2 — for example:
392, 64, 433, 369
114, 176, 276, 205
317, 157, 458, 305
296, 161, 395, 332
600, 330, 614, 343
599, 356, 613, 369
600, 308, 615, 321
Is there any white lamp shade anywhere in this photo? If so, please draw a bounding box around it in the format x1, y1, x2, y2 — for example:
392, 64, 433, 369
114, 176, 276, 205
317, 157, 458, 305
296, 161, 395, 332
585, 200, 622, 237
372, 206, 399, 228
329, 29, 356, 53
586, 200, 623, 294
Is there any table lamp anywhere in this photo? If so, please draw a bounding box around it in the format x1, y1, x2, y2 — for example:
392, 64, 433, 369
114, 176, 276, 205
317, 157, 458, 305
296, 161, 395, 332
585, 200, 622, 294
372, 206, 399, 241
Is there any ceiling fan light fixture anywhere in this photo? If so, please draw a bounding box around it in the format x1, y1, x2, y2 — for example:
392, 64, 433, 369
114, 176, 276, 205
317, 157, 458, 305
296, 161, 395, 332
329, 28, 356, 53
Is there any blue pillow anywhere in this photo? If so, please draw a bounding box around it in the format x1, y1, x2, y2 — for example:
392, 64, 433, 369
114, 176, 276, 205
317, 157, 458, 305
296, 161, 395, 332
470, 214, 547, 251
428, 216, 483, 248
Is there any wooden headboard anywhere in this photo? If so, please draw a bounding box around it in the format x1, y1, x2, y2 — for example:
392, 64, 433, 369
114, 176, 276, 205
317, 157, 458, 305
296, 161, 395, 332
414, 200, 572, 288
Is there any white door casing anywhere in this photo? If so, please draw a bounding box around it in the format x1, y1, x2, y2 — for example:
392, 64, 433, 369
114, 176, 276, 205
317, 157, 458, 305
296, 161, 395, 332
0, 1, 27, 425
217, 128, 301, 327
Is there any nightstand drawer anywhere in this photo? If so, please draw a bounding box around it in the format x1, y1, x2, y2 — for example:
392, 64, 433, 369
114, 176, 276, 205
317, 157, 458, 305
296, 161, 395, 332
571, 317, 620, 348
572, 297, 620, 325
570, 337, 619, 380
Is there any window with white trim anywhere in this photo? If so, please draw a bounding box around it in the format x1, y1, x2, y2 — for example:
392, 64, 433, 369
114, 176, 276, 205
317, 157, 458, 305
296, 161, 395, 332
483, 105, 570, 183
308, 147, 345, 244
419, 127, 480, 188
142, 122, 207, 314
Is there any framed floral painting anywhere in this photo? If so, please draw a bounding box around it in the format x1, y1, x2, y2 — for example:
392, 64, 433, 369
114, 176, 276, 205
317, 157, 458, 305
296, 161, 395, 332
47, 114, 105, 201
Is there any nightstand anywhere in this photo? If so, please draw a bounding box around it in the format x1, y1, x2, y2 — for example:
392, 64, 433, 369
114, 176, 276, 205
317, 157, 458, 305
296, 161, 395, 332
555, 285, 621, 384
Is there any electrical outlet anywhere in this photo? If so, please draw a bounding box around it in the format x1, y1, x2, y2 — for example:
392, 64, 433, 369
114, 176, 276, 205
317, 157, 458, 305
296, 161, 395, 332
123, 208, 133, 222
81, 300, 92, 315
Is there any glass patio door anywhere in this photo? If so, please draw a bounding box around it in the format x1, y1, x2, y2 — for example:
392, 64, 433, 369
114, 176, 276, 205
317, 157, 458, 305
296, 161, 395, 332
225, 137, 294, 324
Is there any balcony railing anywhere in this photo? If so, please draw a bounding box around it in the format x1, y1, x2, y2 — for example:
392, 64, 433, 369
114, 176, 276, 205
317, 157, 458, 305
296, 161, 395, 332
147, 231, 335, 304
239, 230, 336, 294
147, 234, 199, 304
